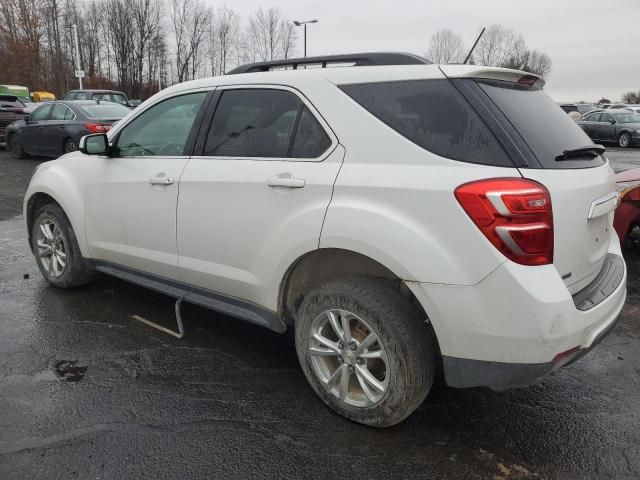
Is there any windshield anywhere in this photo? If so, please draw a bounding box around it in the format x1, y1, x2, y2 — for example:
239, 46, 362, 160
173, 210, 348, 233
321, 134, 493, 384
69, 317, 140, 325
80, 103, 131, 119
612, 113, 640, 123
478, 80, 605, 169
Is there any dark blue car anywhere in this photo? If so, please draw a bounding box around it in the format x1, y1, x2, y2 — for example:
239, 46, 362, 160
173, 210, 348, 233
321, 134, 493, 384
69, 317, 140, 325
6, 100, 131, 158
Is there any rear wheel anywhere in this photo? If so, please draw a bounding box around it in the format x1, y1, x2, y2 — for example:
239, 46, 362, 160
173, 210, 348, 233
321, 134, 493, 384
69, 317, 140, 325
7, 134, 26, 159
618, 132, 631, 148
64, 138, 78, 154
32, 203, 93, 288
295, 276, 436, 427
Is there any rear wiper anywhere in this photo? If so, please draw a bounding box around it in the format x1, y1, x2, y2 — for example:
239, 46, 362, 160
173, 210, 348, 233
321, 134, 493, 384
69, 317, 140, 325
555, 144, 605, 161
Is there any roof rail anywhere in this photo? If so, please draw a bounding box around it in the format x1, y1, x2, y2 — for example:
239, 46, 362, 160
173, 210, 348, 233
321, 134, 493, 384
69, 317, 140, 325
226, 52, 431, 75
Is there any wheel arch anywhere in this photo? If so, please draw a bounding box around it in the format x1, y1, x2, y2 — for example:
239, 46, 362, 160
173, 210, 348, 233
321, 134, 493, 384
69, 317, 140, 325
278, 248, 432, 331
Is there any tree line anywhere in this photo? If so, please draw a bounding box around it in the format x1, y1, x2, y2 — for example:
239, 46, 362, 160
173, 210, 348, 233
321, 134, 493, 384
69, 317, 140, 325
426, 24, 552, 77
0, 0, 297, 99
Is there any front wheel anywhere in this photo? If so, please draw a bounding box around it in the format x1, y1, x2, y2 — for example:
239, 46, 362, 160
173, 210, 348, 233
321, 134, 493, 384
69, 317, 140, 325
295, 277, 436, 427
32, 203, 93, 288
618, 132, 631, 148
7, 134, 26, 159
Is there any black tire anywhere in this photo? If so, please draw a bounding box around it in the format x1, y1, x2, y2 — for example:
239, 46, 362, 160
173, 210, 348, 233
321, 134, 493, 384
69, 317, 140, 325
618, 132, 631, 148
64, 138, 78, 154
295, 276, 436, 427
7, 134, 26, 159
32, 203, 93, 288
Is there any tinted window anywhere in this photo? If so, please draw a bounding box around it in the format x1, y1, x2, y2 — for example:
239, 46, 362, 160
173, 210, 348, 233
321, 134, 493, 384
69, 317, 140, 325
116, 92, 206, 157
30, 104, 53, 121
63, 92, 76, 100
80, 103, 131, 119
50, 104, 73, 120
93, 92, 128, 106
205, 89, 301, 157
586, 113, 601, 122
479, 81, 605, 169
291, 107, 331, 158
340, 79, 511, 167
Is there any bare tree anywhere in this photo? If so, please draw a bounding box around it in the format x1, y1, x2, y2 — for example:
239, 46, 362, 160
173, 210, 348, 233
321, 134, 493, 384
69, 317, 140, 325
426, 29, 464, 64
622, 91, 640, 104
246, 7, 295, 62
214, 5, 240, 75
474, 24, 522, 67
171, 0, 211, 83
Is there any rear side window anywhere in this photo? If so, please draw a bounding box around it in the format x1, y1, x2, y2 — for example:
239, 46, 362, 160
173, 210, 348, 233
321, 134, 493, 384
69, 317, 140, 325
63, 92, 76, 100
50, 104, 73, 120
340, 79, 512, 167
291, 108, 331, 158
478, 81, 606, 169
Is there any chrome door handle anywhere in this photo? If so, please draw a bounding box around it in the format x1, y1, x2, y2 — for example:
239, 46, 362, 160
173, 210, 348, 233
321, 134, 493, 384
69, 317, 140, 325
267, 174, 305, 188
149, 176, 174, 186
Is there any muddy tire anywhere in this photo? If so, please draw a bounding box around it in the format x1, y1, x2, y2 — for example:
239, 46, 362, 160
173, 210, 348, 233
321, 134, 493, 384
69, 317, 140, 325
32, 203, 93, 288
295, 276, 436, 427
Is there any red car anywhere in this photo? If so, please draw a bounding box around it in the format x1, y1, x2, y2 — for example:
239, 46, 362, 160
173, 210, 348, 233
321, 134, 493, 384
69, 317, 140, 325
614, 168, 640, 245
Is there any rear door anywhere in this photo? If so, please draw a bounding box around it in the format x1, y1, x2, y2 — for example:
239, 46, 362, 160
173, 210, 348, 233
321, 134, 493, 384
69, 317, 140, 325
43, 103, 74, 156
475, 79, 616, 294
177, 86, 342, 307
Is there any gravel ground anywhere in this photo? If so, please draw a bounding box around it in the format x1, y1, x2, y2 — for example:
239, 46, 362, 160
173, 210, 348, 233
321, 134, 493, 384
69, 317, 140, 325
1, 147, 639, 479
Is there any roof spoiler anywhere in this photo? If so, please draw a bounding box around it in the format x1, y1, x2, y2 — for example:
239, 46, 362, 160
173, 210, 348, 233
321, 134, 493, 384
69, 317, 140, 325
439, 65, 545, 88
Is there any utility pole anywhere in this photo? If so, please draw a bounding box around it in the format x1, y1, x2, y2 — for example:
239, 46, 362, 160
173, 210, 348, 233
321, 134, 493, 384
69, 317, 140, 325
72, 24, 84, 89
293, 19, 319, 57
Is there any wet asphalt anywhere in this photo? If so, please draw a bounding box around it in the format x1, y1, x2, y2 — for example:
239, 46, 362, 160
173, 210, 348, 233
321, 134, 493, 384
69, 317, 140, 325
0, 148, 639, 480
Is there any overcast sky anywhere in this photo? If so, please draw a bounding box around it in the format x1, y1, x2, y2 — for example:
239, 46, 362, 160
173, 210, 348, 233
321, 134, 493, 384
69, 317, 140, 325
222, 0, 639, 102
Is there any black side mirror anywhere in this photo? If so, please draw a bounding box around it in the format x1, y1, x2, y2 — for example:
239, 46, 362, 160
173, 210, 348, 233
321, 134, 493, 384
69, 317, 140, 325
610, 119, 616, 124
79, 133, 109, 155
24, 114, 31, 123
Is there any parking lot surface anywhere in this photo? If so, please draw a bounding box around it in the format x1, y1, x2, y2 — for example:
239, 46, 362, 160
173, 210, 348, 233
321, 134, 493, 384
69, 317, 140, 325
1, 148, 639, 479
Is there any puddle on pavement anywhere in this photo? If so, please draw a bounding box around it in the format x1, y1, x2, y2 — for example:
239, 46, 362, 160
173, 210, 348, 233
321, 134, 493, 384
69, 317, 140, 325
53, 360, 87, 382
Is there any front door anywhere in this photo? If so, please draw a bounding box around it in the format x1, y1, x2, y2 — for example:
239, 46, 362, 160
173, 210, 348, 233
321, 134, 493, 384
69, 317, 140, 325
22, 103, 53, 156
177, 87, 343, 309
84, 91, 209, 280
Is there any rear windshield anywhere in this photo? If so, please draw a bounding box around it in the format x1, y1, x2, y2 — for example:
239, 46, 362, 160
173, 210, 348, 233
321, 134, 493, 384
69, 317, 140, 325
80, 103, 131, 119
0, 95, 24, 107
340, 79, 512, 167
478, 81, 606, 169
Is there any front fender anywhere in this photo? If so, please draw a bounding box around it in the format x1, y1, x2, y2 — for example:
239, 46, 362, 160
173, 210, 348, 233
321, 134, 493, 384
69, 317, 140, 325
24, 154, 92, 257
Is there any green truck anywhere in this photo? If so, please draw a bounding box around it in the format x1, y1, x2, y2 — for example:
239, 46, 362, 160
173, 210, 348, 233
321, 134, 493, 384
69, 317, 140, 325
0, 85, 30, 102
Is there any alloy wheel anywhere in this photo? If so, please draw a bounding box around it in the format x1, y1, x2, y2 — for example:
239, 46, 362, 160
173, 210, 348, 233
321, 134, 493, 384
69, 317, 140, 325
619, 132, 630, 148
309, 309, 390, 407
36, 218, 67, 278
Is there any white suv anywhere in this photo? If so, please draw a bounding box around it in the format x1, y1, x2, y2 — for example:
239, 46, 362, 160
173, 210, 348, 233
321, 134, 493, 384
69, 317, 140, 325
24, 53, 627, 427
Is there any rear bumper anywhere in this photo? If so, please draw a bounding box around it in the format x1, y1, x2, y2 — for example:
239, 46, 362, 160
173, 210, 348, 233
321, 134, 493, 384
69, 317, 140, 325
407, 239, 627, 390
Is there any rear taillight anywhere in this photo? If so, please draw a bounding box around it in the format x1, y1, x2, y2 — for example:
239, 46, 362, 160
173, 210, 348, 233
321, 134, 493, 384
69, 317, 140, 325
84, 123, 112, 133
455, 178, 553, 266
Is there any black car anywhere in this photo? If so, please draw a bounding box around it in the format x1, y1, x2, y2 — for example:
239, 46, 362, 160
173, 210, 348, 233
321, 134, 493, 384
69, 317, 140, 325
62, 89, 136, 108
6, 100, 131, 158
579, 109, 640, 148
0, 95, 29, 145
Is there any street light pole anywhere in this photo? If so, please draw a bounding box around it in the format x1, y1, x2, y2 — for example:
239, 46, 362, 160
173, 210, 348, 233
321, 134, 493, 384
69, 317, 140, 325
72, 24, 83, 89
293, 19, 318, 58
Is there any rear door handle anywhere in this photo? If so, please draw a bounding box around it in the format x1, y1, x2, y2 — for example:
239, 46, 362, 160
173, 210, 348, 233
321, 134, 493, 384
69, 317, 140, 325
267, 174, 305, 189
149, 176, 174, 186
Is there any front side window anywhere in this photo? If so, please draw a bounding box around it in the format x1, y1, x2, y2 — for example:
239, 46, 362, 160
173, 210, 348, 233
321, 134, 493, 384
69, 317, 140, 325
204, 89, 300, 157
115, 92, 207, 157
30, 104, 53, 121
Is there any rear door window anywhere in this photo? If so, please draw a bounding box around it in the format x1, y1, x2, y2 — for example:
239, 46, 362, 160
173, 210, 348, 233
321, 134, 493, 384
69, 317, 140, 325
340, 79, 512, 167
50, 104, 73, 121
478, 81, 605, 169
587, 113, 601, 122
205, 89, 299, 157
